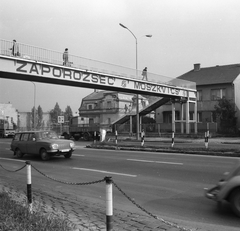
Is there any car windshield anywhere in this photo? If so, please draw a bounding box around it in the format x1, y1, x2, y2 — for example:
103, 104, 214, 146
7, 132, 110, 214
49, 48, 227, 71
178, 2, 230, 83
38, 131, 58, 139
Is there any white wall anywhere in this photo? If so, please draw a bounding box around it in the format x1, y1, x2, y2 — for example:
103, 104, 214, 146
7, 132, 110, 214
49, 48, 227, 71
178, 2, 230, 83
233, 74, 240, 128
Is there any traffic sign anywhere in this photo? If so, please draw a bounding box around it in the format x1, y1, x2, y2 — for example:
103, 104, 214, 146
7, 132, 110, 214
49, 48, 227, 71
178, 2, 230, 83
58, 116, 64, 123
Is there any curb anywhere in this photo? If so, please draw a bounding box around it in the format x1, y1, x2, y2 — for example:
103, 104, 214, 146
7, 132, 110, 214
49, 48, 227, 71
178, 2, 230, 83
86, 145, 240, 158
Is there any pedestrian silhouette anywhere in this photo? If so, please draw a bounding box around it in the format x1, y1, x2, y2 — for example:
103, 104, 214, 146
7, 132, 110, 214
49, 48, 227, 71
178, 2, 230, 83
10, 39, 20, 56
63, 48, 69, 66
142, 67, 148, 81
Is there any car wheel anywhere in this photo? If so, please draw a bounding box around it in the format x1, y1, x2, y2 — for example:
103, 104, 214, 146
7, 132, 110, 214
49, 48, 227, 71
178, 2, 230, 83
74, 135, 80, 141
15, 149, 23, 158
64, 151, 72, 159
230, 188, 240, 217
40, 149, 50, 161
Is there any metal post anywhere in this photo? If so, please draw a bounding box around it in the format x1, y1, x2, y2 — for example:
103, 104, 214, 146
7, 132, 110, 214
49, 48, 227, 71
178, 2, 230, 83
105, 176, 113, 231
32, 82, 36, 130
119, 23, 152, 140
26, 161, 32, 212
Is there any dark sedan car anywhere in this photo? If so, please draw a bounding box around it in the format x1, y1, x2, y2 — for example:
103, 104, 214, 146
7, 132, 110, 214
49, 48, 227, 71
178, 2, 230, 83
10, 130, 75, 161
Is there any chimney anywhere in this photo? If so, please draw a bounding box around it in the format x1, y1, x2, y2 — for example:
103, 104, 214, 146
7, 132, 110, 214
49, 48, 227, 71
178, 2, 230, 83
194, 63, 201, 71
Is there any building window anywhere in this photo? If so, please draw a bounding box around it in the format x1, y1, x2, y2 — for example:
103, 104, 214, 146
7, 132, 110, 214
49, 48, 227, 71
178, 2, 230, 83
108, 118, 111, 124
211, 111, 217, 122
197, 112, 202, 122
211, 88, 226, 100
87, 104, 93, 110
197, 90, 202, 101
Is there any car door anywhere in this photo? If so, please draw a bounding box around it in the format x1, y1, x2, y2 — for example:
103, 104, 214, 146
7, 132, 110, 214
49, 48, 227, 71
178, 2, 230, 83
26, 133, 38, 154
18, 133, 29, 154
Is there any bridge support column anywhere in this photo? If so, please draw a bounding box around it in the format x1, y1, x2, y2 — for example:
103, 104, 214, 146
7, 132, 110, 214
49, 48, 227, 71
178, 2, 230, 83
171, 101, 175, 133
139, 116, 142, 132
194, 100, 198, 134
129, 115, 133, 136
186, 97, 190, 134
180, 102, 184, 134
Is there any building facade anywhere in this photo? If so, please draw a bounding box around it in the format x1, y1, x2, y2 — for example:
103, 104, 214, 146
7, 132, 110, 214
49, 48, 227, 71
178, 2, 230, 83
156, 63, 240, 133
78, 90, 150, 126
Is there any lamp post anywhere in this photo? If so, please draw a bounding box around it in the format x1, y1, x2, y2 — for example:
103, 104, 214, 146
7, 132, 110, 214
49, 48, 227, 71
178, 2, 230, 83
32, 82, 36, 130
119, 23, 152, 140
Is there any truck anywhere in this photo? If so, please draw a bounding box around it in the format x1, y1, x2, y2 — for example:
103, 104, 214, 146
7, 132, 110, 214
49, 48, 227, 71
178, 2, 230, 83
62, 116, 102, 141
0, 119, 16, 138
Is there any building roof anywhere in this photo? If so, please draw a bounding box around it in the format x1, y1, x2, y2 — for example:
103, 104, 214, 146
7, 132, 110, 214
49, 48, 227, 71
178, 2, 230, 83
82, 90, 135, 101
82, 91, 115, 101
178, 64, 240, 86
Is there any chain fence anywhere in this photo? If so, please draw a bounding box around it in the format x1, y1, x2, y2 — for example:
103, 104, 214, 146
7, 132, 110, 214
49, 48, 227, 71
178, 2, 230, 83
0, 161, 194, 231
30, 164, 106, 185
112, 180, 194, 231
0, 163, 27, 172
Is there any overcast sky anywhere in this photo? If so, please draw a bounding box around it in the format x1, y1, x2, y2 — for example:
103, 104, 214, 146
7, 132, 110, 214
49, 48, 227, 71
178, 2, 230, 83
1, 0, 240, 114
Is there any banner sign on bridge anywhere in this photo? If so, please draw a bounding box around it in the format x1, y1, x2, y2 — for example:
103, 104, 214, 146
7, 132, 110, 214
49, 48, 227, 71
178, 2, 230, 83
0, 57, 196, 99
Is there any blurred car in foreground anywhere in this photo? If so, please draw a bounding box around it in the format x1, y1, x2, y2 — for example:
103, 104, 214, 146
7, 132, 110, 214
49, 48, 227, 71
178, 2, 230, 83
10, 130, 75, 161
205, 161, 240, 217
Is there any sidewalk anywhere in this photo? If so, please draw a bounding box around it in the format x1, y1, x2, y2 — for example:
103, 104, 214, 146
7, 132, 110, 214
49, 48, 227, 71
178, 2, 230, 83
0, 179, 204, 231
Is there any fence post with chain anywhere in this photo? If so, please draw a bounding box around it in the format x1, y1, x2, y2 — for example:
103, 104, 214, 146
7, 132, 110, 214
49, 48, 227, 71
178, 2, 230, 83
105, 176, 113, 231
26, 161, 32, 212
171, 131, 174, 148
115, 130, 118, 145
205, 131, 209, 149
94, 131, 97, 144
141, 129, 145, 147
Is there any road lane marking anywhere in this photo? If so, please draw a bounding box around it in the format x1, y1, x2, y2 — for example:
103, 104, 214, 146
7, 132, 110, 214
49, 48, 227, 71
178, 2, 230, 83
72, 167, 137, 177
73, 154, 85, 157
127, 159, 183, 165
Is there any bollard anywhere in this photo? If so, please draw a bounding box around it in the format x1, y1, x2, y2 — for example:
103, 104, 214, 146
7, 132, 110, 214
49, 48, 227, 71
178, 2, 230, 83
26, 161, 32, 212
171, 131, 174, 148
105, 176, 113, 231
115, 130, 118, 145
141, 131, 145, 146
205, 131, 209, 149
94, 131, 97, 144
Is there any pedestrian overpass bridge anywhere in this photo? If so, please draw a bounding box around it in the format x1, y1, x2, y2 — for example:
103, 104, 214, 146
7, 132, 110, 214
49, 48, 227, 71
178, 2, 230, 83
0, 39, 197, 134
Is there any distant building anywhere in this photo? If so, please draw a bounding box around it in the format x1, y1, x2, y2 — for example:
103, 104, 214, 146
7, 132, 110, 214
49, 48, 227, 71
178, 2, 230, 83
0, 103, 18, 129
0, 103, 51, 131
156, 63, 240, 132
18, 111, 51, 131
78, 90, 149, 126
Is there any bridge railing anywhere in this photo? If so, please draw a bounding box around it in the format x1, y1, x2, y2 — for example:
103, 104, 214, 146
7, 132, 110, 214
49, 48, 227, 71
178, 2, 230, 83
0, 39, 196, 90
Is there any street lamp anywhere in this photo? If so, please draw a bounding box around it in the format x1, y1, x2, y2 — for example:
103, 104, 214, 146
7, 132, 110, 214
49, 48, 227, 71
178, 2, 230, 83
32, 82, 36, 130
119, 23, 152, 140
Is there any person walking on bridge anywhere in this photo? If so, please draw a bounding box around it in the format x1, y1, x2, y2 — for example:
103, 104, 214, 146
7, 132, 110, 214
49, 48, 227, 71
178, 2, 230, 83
63, 48, 69, 66
142, 67, 148, 81
10, 39, 19, 56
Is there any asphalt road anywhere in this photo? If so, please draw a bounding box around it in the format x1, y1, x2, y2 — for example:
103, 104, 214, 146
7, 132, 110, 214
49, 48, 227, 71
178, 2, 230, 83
0, 139, 240, 231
